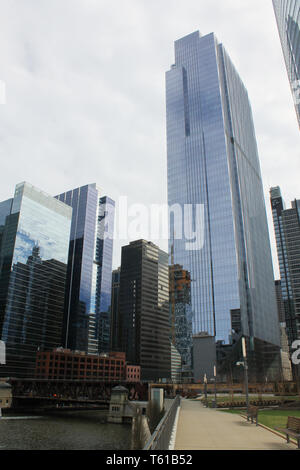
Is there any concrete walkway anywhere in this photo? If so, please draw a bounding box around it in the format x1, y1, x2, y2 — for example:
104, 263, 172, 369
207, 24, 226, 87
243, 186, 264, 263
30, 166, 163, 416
174, 399, 296, 450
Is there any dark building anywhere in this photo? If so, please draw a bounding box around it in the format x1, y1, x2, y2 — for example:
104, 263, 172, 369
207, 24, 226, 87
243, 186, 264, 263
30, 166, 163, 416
0, 182, 72, 378
55, 184, 115, 355
118, 240, 171, 382
110, 267, 120, 351
275, 279, 286, 323
275, 280, 293, 381
270, 187, 300, 346
192, 333, 216, 383
166, 31, 281, 381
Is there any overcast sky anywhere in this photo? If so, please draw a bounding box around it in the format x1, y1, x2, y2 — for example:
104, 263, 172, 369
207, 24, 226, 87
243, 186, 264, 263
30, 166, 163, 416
0, 0, 299, 276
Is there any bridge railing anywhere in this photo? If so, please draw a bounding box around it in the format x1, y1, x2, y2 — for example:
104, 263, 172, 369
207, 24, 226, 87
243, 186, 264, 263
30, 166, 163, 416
143, 394, 181, 450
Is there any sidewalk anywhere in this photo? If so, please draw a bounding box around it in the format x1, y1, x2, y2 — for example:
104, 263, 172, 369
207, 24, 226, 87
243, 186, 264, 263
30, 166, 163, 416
174, 399, 296, 450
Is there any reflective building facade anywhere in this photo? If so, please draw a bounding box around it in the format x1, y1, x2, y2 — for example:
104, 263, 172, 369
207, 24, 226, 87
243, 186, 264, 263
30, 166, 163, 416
169, 264, 193, 369
166, 31, 281, 380
271, 187, 300, 350
273, 0, 300, 127
56, 185, 115, 355
0, 183, 72, 378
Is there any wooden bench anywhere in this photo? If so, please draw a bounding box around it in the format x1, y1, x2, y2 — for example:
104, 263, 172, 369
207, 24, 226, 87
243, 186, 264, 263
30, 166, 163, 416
276, 416, 300, 449
247, 405, 259, 425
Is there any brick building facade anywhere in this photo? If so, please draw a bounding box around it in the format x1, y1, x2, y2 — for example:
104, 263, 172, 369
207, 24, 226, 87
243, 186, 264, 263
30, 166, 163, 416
35, 349, 140, 382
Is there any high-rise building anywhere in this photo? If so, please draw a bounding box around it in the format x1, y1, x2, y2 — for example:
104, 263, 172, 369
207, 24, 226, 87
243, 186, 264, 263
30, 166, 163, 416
166, 31, 281, 380
0, 182, 72, 378
270, 187, 300, 348
110, 267, 121, 351
55, 184, 115, 355
118, 240, 171, 381
169, 264, 193, 368
171, 343, 182, 383
275, 280, 293, 381
273, 0, 300, 127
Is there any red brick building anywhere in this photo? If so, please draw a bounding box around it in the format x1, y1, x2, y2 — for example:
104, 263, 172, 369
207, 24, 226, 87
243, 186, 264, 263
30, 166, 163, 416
35, 349, 140, 382
125, 365, 141, 382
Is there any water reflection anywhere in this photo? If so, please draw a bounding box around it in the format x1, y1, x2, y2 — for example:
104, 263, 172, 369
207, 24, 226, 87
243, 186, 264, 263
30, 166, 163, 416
0, 411, 131, 450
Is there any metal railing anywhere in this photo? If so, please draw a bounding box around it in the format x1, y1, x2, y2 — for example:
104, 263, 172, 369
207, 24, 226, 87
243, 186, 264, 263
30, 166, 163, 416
143, 395, 181, 450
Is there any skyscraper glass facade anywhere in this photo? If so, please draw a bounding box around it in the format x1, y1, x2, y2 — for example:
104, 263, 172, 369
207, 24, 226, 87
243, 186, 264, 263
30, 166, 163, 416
56, 185, 115, 354
273, 0, 300, 127
0, 182, 72, 378
271, 186, 300, 347
169, 264, 193, 368
166, 32, 280, 374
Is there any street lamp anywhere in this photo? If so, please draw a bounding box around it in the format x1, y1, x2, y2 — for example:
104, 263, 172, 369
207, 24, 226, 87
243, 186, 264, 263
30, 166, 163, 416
213, 365, 217, 408
204, 374, 208, 407
242, 337, 249, 414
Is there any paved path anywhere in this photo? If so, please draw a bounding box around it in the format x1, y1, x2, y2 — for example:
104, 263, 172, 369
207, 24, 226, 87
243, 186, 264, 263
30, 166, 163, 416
174, 399, 296, 450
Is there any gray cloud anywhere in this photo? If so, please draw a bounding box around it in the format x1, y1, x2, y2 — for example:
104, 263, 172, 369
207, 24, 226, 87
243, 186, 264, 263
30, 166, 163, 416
0, 0, 299, 275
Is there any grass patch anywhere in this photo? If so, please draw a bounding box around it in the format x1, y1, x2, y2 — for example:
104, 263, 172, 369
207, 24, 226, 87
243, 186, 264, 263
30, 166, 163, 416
221, 408, 300, 439
256, 410, 300, 433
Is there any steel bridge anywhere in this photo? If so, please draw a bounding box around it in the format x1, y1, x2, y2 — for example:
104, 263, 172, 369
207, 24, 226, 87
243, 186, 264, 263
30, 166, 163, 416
7, 378, 148, 409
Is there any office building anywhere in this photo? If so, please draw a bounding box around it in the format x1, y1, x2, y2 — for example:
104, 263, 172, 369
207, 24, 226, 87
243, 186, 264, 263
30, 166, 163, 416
166, 31, 281, 380
125, 364, 141, 383
271, 187, 300, 349
0, 182, 72, 378
192, 333, 216, 383
56, 185, 115, 355
273, 0, 300, 127
110, 267, 121, 351
35, 348, 130, 381
118, 240, 171, 382
275, 280, 293, 381
169, 264, 193, 368
171, 343, 182, 383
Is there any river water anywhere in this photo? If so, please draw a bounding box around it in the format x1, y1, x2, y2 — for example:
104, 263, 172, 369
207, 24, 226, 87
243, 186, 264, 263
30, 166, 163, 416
0, 411, 131, 450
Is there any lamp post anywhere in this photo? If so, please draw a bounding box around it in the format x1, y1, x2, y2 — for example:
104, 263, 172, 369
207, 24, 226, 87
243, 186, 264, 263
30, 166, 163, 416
204, 374, 208, 407
242, 337, 249, 414
213, 365, 217, 408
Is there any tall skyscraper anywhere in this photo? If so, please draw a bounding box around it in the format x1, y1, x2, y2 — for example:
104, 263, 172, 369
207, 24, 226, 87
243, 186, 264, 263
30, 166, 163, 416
110, 267, 121, 351
273, 0, 300, 127
169, 264, 192, 369
118, 240, 171, 381
274, 279, 293, 380
56, 184, 115, 355
0, 182, 72, 378
270, 187, 300, 349
166, 31, 281, 380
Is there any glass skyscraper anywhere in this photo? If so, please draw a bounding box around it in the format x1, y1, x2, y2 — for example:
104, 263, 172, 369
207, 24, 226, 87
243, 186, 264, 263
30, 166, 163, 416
166, 31, 281, 379
271, 187, 300, 349
273, 0, 300, 127
110, 267, 120, 351
56, 184, 115, 355
0, 182, 72, 378
169, 264, 193, 370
